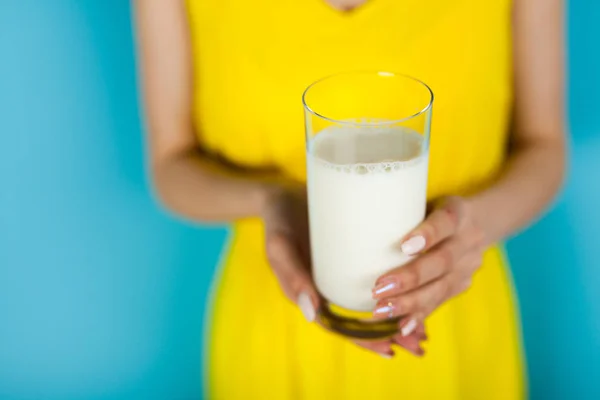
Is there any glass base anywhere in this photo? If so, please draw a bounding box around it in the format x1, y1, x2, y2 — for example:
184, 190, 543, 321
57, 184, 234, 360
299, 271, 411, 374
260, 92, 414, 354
317, 299, 400, 340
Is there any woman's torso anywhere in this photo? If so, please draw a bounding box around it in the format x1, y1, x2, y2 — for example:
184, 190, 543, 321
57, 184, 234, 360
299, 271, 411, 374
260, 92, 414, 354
186, 0, 513, 196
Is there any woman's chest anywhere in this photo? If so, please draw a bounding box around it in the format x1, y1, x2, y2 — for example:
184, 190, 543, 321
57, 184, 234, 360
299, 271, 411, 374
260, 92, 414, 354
187, 0, 513, 191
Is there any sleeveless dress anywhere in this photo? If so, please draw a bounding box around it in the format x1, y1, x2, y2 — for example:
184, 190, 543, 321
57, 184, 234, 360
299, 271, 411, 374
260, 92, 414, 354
186, 0, 525, 398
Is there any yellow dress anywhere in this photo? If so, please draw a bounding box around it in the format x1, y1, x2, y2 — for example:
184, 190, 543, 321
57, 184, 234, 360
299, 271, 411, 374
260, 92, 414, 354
186, 0, 525, 398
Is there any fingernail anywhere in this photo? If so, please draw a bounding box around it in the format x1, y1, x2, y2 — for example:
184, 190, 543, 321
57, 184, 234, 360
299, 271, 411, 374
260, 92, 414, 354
373, 302, 396, 318
297, 292, 315, 322
372, 278, 398, 298
380, 352, 394, 359
401, 318, 418, 337
401, 235, 426, 255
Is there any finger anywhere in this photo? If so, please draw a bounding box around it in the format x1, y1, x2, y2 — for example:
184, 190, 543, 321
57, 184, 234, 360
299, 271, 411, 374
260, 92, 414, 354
372, 277, 450, 320
393, 319, 427, 356
414, 321, 427, 339
400, 197, 464, 256
398, 316, 424, 337
354, 339, 395, 358
393, 334, 425, 357
266, 232, 319, 322
397, 318, 427, 340
373, 238, 465, 298
355, 334, 425, 358
440, 252, 481, 297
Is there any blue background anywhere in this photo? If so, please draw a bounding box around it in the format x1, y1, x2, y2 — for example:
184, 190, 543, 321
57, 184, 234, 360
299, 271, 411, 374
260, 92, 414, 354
0, 1, 598, 399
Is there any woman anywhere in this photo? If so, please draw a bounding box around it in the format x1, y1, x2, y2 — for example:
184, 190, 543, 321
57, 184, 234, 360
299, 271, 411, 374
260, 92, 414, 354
135, 0, 565, 398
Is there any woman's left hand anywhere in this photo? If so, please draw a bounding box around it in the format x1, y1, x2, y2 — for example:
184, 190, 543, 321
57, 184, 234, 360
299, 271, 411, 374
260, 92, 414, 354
371, 196, 487, 337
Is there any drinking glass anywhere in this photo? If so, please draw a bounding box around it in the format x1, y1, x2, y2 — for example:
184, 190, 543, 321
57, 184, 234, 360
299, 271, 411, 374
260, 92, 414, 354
303, 71, 433, 339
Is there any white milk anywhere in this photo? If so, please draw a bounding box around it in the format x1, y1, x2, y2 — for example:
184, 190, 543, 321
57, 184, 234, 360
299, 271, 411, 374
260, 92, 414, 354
307, 126, 428, 312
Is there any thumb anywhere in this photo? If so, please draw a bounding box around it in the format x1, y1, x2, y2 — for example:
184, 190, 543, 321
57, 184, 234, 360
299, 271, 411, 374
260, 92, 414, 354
266, 232, 319, 322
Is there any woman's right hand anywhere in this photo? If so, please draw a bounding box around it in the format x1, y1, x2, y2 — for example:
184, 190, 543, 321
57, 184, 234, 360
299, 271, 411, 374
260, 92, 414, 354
260, 184, 428, 358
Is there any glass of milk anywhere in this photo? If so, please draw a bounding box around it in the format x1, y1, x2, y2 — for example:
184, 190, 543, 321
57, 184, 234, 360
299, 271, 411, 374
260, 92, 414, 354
302, 71, 433, 339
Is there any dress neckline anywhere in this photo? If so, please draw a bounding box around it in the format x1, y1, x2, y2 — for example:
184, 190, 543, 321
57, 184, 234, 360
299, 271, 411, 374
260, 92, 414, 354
315, 0, 382, 21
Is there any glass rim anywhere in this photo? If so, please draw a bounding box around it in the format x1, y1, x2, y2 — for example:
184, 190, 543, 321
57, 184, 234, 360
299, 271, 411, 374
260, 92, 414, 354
302, 71, 434, 126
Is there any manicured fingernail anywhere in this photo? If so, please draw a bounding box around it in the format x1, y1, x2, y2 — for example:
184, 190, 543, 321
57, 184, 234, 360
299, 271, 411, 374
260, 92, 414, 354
401, 235, 426, 255
373, 302, 396, 318
372, 278, 398, 297
297, 292, 315, 322
401, 318, 418, 337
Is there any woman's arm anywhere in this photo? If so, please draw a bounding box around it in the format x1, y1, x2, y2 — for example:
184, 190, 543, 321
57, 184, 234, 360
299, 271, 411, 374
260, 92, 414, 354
135, 0, 359, 354
470, 0, 566, 242
134, 0, 279, 223
371, 0, 566, 334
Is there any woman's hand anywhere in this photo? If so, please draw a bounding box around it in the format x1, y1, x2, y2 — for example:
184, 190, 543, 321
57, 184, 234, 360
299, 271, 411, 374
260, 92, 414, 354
261, 184, 427, 357
261, 184, 320, 322
371, 196, 486, 335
